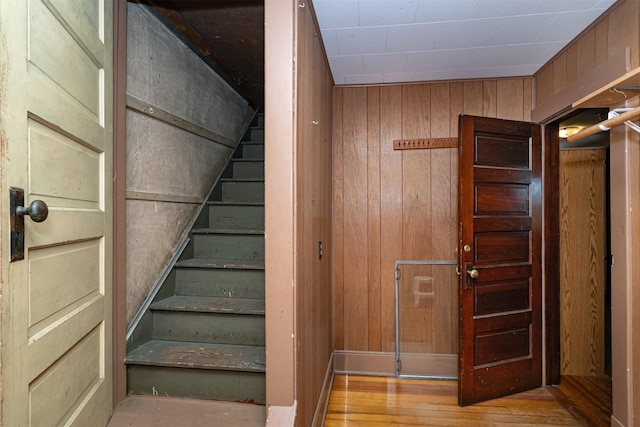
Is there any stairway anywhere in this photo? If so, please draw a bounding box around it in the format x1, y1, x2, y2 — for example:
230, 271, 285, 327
126, 113, 265, 404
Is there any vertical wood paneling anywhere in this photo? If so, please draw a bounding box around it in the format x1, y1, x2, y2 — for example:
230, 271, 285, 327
536, 65, 554, 107
565, 44, 578, 85
608, 0, 639, 69
402, 84, 431, 260
497, 79, 524, 120
463, 81, 483, 115
343, 87, 370, 350
482, 80, 497, 117
450, 83, 463, 135
334, 79, 532, 353
333, 88, 345, 351
534, 0, 640, 106
560, 149, 606, 376
294, 5, 334, 425
367, 87, 381, 351
594, 19, 609, 66
554, 52, 567, 94
577, 28, 596, 79
431, 83, 456, 353
379, 86, 403, 352
523, 79, 532, 122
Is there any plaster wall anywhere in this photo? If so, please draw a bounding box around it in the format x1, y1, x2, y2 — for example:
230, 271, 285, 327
125, 3, 254, 323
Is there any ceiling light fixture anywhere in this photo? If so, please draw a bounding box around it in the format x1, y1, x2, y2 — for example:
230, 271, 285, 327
559, 126, 581, 138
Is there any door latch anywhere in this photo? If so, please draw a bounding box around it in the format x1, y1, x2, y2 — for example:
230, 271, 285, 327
10, 187, 49, 262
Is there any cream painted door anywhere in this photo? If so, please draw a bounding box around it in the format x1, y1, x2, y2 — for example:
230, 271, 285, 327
0, 0, 113, 426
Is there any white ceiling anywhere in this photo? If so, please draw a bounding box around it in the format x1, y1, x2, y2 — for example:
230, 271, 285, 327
312, 0, 618, 85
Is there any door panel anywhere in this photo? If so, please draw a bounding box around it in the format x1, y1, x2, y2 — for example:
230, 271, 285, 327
458, 115, 542, 406
1, 0, 113, 425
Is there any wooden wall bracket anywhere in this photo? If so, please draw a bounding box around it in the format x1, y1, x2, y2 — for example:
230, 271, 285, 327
393, 137, 458, 150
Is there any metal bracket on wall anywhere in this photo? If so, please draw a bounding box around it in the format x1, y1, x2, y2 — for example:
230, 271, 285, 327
608, 108, 640, 134
567, 105, 640, 142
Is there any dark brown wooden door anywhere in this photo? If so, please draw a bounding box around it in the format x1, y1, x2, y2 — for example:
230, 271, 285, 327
458, 115, 542, 406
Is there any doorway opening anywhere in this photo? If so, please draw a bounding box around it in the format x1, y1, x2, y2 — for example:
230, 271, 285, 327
555, 108, 612, 420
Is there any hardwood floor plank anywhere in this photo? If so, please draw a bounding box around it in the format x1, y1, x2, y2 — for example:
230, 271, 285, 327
325, 375, 582, 427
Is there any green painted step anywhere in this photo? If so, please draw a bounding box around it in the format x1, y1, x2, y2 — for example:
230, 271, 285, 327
151, 309, 265, 345
241, 142, 264, 159
151, 295, 264, 315
249, 127, 264, 143
221, 179, 264, 203
208, 202, 264, 230
232, 159, 264, 179
192, 229, 264, 260
126, 340, 265, 403
174, 260, 265, 299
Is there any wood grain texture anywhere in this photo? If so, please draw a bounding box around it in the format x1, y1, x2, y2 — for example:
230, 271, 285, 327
342, 87, 370, 351
333, 88, 345, 351
553, 375, 611, 427
325, 375, 582, 426
333, 80, 532, 353
367, 87, 382, 351
379, 86, 403, 352
294, 6, 334, 426
559, 149, 606, 376
534, 0, 640, 106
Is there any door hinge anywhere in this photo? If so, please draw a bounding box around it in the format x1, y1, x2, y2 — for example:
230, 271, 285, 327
396, 358, 402, 373
395, 268, 401, 280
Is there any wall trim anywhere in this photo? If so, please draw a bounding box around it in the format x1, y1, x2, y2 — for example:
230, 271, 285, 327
127, 94, 236, 148
312, 352, 334, 427
333, 351, 395, 376
125, 190, 202, 204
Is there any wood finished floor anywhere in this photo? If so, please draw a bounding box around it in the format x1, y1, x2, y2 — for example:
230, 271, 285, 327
325, 375, 589, 427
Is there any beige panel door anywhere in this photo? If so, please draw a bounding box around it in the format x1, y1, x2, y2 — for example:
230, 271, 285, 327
0, 0, 113, 425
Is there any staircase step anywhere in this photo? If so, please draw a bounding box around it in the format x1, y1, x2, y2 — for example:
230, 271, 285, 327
221, 179, 264, 203
126, 340, 265, 372
232, 159, 264, 179
126, 341, 266, 403
209, 202, 264, 230
151, 310, 265, 345
241, 142, 264, 159
249, 127, 264, 143
151, 295, 264, 315
174, 260, 264, 299
191, 229, 264, 260
175, 258, 264, 270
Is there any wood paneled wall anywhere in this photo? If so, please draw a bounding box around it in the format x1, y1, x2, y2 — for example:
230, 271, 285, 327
535, 0, 640, 106
559, 149, 606, 376
333, 79, 532, 352
294, 4, 334, 426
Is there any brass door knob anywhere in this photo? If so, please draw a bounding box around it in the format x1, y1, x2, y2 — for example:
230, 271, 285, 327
467, 269, 479, 279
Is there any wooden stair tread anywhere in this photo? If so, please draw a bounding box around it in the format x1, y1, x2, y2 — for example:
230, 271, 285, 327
175, 258, 265, 270
191, 228, 264, 235
151, 295, 264, 315
126, 340, 266, 372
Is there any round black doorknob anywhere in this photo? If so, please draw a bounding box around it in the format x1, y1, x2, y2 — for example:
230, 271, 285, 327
16, 200, 49, 222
